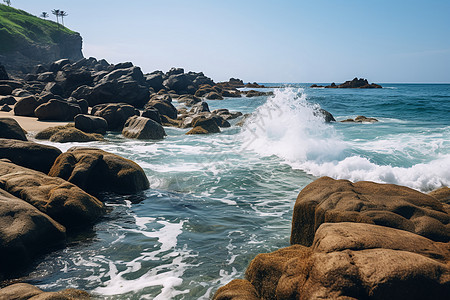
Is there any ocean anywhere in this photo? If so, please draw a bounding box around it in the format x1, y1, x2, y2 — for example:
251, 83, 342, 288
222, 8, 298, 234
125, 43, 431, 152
26, 84, 450, 299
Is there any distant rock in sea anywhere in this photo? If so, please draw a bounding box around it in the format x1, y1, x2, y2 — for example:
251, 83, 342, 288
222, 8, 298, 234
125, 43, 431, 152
311, 77, 382, 88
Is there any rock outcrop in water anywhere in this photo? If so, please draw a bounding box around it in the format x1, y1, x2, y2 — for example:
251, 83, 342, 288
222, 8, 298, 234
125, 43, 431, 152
311, 78, 382, 89
0, 283, 90, 300
214, 177, 450, 300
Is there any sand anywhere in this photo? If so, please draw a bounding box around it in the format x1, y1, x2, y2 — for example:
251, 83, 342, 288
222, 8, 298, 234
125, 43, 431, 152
0, 110, 71, 132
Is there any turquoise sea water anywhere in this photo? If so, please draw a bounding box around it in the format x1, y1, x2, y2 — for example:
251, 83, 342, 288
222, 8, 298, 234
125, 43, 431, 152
26, 84, 450, 299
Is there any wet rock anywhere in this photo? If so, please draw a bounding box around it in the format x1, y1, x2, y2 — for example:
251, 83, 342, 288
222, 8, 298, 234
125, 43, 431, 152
315, 108, 336, 122
190, 101, 210, 114
36, 71, 55, 82
141, 108, 162, 124
34, 99, 82, 121
325, 78, 382, 88
91, 103, 140, 131
122, 116, 166, 140
146, 72, 165, 91
0, 118, 27, 141
0, 138, 62, 173
243, 90, 273, 97
340, 115, 378, 123
0, 283, 90, 300
74, 114, 108, 134
204, 91, 223, 100
145, 100, 178, 119
49, 58, 71, 73
0, 160, 105, 230
12, 88, 33, 97
213, 279, 258, 300
186, 117, 220, 135
0, 95, 16, 105
429, 186, 450, 205
49, 147, 150, 195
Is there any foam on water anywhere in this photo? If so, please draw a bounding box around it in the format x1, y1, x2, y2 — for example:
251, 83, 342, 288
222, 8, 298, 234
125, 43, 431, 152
240, 88, 450, 191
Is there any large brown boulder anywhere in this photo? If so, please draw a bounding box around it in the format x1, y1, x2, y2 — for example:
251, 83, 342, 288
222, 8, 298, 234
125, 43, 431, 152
13, 95, 39, 117
35, 125, 104, 143
92, 103, 140, 131
48, 147, 150, 195
0, 283, 90, 300
291, 177, 450, 246
34, 99, 82, 121
0, 160, 105, 230
0, 138, 62, 173
215, 223, 450, 300
145, 100, 178, 119
429, 186, 450, 205
122, 116, 166, 140
0, 189, 66, 277
74, 114, 108, 134
186, 117, 221, 135
0, 117, 27, 141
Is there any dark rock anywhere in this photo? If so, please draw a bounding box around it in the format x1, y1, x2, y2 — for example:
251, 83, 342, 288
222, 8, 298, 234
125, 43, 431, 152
55, 65, 94, 96
163, 73, 192, 94
0, 95, 16, 105
212, 109, 243, 120
100, 66, 145, 85
177, 94, 202, 106
0, 159, 105, 230
36, 71, 55, 82
0, 190, 66, 277
0, 104, 11, 112
142, 108, 162, 124
325, 78, 382, 88
221, 89, 241, 98
186, 117, 220, 134
32, 64, 48, 74
166, 67, 184, 77
291, 177, 450, 245
92, 103, 140, 131
68, 98, 89, 114
12, 88, 32, 97
316, 108, 336, 122
0, 80, 23, 90
13, 95, 39, 117
49, 58, 71, 73
0, 138, 62, 173
340, 115, 379, 123
43, 81, 64, 96
35, 125, 104, 143
244, 90, 273, 97
74, 114, 108, 134
245, 82, 265, 88
145, 73, 165, 91
49, 147, 150, 195
34, 99, 81, 121
0, 64, 9, 80
0, 283, 90, 300
0, 118, 27, 141
190, 101, 210, 114
38, 91, 64, 103
113, 62, 133, 70
310, 84, 324, 88
122, 116, 166, 140
145, 100, 178, 119
24, 74, 38, 81
0, 84, 13, 96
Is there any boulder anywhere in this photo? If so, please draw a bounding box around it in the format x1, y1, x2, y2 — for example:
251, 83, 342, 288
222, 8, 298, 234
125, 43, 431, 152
34, 99, 82, 121
166, 67, 184, 77
0, 118, 27, 141
204, 91, 223, 100
35, 125, 104, 143
429, 187, 450, 205
146, 73, 165, 91
0, 95, 17, 105
222, 222, 450, 300
43, 81, 65, 96
0, 64, 8, 80
0, 138, 62, 173
186, 117, 220, 135
100, 66, 145, 85
48, 147, 150, 195
0, 189, 66, 276
0, 84, 13, 96
92, 103, 140, 131
68, 98, 89, 114
49, 58, 71, 73
145, 100, 178, 119
212, 109, 243, 120
13, 96, 39, 117
122, 116, 166, 140
74, 114, 108, 134
163, 73, 192, 94
221, 89, 241, 98
141, 108, 162, 124
0, 160, 105, 230
326, 78, 382, 88
36, 71, 55, 82
0, 104, 11, 112
190, 101, 210, 114
12, 88, 33, 97
213, 279, 258, 300
315, 108, 336, 123
291, 177, 450, 246
0, 283, 90, 300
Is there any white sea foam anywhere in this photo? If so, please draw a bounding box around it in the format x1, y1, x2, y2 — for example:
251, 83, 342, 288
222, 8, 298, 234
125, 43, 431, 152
239, 88, 450, 191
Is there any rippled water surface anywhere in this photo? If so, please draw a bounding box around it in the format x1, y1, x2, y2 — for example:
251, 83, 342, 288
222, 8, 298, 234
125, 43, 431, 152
27, 84, 450, 299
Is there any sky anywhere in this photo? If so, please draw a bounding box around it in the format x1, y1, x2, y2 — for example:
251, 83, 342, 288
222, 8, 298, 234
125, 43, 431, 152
8, 0, 450, 83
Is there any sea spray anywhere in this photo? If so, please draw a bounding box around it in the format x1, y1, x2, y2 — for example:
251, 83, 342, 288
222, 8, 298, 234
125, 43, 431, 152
239, 88, 450, 191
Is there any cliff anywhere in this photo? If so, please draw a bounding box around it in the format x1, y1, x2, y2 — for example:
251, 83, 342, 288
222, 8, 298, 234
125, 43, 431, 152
0, 4, 83, 73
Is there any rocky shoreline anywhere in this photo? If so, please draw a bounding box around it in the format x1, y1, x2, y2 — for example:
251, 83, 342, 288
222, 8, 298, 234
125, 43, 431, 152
214, 177, 450, 299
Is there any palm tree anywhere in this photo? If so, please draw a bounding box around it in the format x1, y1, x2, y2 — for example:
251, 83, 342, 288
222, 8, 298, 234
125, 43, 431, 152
3, 0, 11, 7
51, 9, 60, 26
40, 12, 49, 19
59, 11, 68, 26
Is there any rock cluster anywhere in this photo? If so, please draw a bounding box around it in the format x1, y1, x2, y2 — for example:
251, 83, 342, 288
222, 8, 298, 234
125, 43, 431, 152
311, 78, 382, 88
0, 120, 149, 283
214, 177, 450, 300
341, 115, 379, 123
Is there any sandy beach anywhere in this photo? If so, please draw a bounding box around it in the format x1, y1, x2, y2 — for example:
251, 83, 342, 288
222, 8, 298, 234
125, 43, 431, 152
0, 110, 70, 133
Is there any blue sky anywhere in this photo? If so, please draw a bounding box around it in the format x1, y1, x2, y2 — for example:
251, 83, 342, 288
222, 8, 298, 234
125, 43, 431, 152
10, 0, 450, 83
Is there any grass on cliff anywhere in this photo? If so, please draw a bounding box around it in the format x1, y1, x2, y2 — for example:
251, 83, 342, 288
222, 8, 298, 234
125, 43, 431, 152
0, 4, 78, 53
